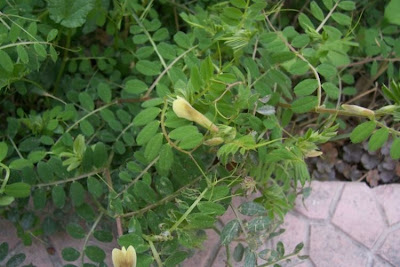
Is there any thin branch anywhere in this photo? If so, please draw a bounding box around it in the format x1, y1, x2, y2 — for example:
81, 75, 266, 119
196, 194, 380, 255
144, 46, 197, 98
81, 213, 103, 265
7, 135, 23, 159
316, 0, 340, 33
119, 175, 202, 217
265, 15, 322, 106
0, 163, 10, 193
213, 82, 243, 103
114, 156, 160, 198
131, 12, 167, 70
344, 87, 377, 105
147, 239, 163, 267
35, 169, 103, 187
103, 169, 123, 237
168, 187, 208, 232
231, 205, 248, 239
54, 101, 118, 145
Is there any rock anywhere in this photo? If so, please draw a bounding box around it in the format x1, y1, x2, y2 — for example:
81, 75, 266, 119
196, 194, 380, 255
361, 153, 380, 170
343, 144, 363, 163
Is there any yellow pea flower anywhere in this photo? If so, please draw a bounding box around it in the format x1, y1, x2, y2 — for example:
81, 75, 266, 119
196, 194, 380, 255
112, 246, 136, 267
172, 96, 219, 133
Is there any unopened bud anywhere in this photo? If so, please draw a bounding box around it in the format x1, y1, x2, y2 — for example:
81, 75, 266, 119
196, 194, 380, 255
203, 137, 224, 146
375, 105, 399, 116
341, 104, 375, 118
305, 150, 323, 158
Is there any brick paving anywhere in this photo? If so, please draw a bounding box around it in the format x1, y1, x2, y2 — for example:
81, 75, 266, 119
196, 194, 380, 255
1, 181, 400, 266
184, 181, 400, 267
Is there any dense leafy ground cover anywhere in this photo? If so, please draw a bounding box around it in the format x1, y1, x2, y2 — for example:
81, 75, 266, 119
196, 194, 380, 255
0, 0, 400, 266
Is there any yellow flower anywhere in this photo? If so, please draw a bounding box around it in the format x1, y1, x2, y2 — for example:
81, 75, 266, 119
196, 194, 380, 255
112, 246, 136, 267
172, 96, 219, 133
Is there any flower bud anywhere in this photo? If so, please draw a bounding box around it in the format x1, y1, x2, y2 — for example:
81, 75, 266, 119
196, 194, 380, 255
173, 96, 219, 133
203, 137, 224, 146
341, 104, 375, 118
375, 105, 399, 116
304, 150, 323, 158
112, 246, 136, 267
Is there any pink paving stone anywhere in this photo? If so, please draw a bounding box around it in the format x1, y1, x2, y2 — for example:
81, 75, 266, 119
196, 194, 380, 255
373, 184, 400, 225
49, 230, 117, 266
373, 257, 393, 267
262, 213, 309, 267
0, 218, 20, 250
14, 239, 53, 266
49, 231, 83, 266
294, 260, 314, 267
295, 181, 342, 220
378, 227, 400, 266
285, 260, 314, 267
331, 183, 386, 248
310, 224, 368, 267
183, 229, 221, 266
270, 212, 309, 256
211, 241, 245, 267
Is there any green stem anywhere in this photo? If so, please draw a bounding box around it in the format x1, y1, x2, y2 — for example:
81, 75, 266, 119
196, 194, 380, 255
265, 16, 322, 106
22, 78, 68, 105
169, 187, 208, 232
131, 13, 167, 70
81, 212, 103, 265
376, 121, 400, 137
147, 239, 163, 267
35, 169, 103, 187
0, 163, 10, 193
119, 175, 202, 217
0, 41, 49, 50
114, 155, 160, 198
7, 136, 23, 159
53, 29, 72, 94
231, 205, 248, 239
54, 101, 117, 145
315, 0, 340, 33
144, 45, 197, 98
115, 120, 135, 142
257, 252, 299, 267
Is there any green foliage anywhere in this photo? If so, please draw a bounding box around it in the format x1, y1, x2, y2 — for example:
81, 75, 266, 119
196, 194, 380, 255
47, 0, 96, 28
384, 0, 400, 25
0, 0, 399, 266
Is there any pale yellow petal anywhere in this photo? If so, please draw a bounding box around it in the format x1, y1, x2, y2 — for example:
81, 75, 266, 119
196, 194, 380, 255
112, 246, 136, 267
112, 248, 123, 267
126, 246, 137, 267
